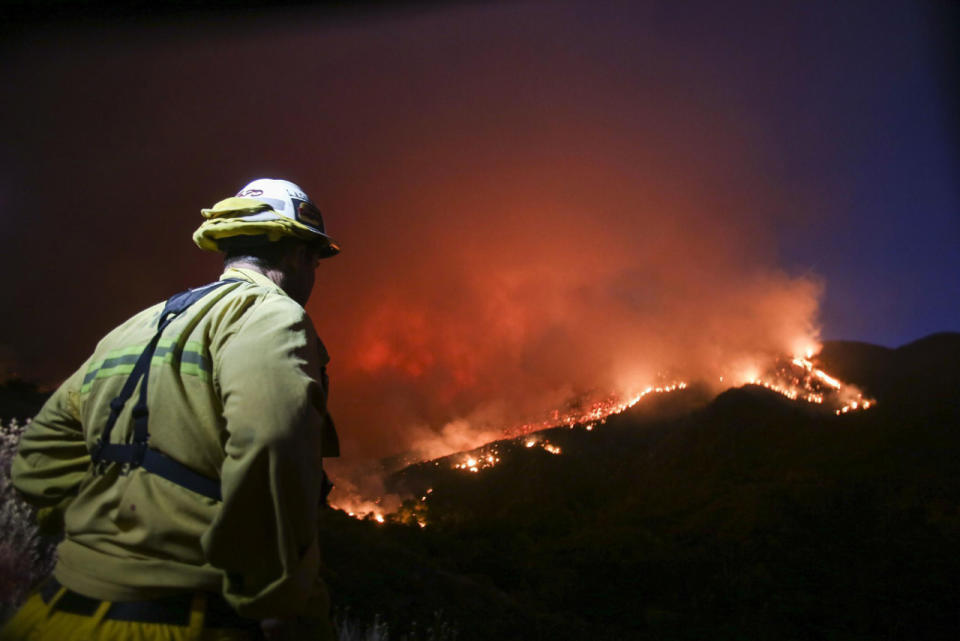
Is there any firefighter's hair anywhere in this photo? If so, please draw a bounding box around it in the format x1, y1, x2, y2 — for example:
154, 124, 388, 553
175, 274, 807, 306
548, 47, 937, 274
221, 236, 307, 270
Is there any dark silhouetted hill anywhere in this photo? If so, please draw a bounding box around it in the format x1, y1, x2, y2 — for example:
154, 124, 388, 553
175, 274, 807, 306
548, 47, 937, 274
818, 331, 960, 417
0, 379, 50, 422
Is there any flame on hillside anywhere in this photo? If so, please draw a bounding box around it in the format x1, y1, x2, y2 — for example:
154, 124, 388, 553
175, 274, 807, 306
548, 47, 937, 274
328, 350, 874, 524
737, 355, 871, 415
437, 354, 872, 478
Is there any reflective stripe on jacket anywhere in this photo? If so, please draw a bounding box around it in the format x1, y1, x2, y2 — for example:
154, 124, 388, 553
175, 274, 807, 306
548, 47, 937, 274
11, 267, 338, 621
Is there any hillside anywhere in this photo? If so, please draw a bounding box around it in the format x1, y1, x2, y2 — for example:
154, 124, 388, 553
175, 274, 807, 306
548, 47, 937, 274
818, 332, 960, 417
321, 333, 960, 640
0, 379, 50, 422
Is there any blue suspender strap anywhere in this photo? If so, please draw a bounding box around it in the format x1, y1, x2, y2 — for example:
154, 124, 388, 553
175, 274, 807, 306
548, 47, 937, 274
90, 279, 242, 501
141, 449, 223, 499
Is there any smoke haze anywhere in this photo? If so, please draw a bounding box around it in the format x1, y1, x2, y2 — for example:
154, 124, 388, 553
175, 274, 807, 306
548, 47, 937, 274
2, 2, 953, 461
314, 81, 826, 457
321, 156, 824, 457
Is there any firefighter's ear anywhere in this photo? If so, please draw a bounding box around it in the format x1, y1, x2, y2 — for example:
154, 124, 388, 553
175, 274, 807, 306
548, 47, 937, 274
288, 242, 316, 270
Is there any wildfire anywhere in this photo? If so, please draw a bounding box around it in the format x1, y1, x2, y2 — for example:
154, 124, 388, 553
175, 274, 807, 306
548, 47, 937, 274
504, 382, 689, 439
835, 399, 871, 415
331, 350, 875, 524
440, 385, 690, 477
448, 437, 561, 473
453, 451, 501, 473
435, 353, 873, 480
335, 496, 392, 525
740, 355, 873, 415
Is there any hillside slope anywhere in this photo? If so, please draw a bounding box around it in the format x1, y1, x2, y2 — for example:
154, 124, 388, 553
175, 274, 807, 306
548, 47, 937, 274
322, 333, 960, 640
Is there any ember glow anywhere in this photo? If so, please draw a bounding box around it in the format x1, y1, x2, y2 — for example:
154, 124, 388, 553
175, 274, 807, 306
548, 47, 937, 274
737, 354, 873, 413
507, 383, 689, 437
325, 461, 405, 524
328, 348, 875, 524
440, 383, 689, 476
338, 499, 388, 525
433, 352, 873, 480
453, 452, 500, 473
326, 362, 873, 531
449, 436, 563, 474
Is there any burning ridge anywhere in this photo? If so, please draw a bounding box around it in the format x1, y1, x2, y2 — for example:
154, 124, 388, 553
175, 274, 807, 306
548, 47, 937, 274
328, 351, 874, 524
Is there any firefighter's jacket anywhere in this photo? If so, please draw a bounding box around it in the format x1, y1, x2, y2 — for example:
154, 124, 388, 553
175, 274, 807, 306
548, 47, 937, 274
11, 267, 339, 621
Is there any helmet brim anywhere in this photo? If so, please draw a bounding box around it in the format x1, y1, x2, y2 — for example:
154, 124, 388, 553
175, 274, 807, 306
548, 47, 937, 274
195, 196, 341, 256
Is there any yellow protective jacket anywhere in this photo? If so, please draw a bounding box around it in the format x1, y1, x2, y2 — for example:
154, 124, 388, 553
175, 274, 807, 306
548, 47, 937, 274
11, 267, 339, 622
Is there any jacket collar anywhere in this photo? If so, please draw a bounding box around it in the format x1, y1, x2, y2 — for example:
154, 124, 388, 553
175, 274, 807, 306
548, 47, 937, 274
219, 266, 288, 297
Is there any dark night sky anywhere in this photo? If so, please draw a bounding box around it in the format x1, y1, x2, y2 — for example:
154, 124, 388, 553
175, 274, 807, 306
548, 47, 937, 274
1, 1, 957, 455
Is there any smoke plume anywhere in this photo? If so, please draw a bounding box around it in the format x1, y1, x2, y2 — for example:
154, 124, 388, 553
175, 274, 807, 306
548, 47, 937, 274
316, 140, 824, 460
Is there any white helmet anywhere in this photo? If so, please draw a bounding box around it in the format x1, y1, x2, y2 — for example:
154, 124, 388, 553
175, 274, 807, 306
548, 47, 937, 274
194, 178, 340, 257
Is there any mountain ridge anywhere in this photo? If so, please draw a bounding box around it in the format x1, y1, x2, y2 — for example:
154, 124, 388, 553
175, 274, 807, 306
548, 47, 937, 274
321, 332, 960, 640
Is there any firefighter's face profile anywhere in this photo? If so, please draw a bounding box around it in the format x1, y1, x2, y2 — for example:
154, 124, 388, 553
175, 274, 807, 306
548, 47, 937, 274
285, 243, 320, 306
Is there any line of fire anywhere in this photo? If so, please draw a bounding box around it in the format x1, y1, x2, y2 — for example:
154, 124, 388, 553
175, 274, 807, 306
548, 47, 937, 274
330, 347, 875, 524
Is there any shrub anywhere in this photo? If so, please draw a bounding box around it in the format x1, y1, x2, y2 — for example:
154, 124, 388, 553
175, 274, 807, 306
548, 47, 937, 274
0, 419, 57, 624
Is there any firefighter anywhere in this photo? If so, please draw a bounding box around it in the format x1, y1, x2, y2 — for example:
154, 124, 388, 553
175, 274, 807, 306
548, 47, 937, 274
2, 178, 341, 641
